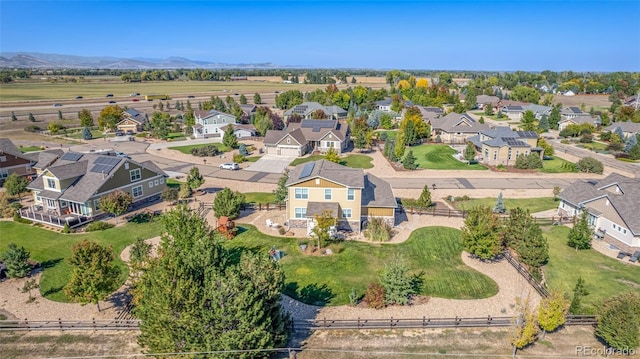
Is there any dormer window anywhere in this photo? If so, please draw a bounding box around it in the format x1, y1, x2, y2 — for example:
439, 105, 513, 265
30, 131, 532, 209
46, 178, 56, 189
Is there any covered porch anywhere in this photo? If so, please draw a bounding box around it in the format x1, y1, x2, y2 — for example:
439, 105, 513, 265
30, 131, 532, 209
20, 205, 93, 228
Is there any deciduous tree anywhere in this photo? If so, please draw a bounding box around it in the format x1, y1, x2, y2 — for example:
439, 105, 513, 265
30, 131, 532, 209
538, 291, 570, 338
3, 173, 28, 200
187, 166, 204, 194
511, 86, 541, 104
99, 190, 133, 224
510, 297, 539, 358
273, 170, 289, 204
324, 146, 340, 163
213, 187, 245, 220
576, 157, 603, 174
253, 92, 262, 104
311, 210, 336, 252
464, 142, 476, 163
520, 110, 537, 131
78, 109, 94, 127
64, 239, 119, 311
98, 105, 123, 130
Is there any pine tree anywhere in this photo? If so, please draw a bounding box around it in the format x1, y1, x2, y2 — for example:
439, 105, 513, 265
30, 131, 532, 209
28, 113, 36, 122
213, 187, 245, 219
254, 92, 262, 104
416, 185, 432, 208
402, 150, 417, 170
2, 243, 32, 278
379, 254, 415, 305
464, 142, 476, 163
239, 94, 247, 104
11, 111, 17, 121
222, 125, 239, 149
569, 277, 589, 314
493, 192, 506, 213
186, 166, 204, 193
273, 170, 289, 204
567, 210, 592, 250
503, 208, 548, 269
82, 126, 92, 140
538, 114, 550, 132
595, 292, 640, 351
238, 143, 248, 156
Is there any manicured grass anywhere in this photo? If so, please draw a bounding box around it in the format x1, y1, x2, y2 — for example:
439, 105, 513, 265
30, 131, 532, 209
0, 220, 163, 302
540, 156, 577, 173
290, 154, 374, 169
166, 132, 186, 141
245, 156, 261, 162
169, 142, 231, 154
452, 197, 558, 214
543, 225, 640, 314
471, 112, 505, 121
411, 145, 487, 170
576, 141, 608, 152
227, 225, 498, 305
617, 157, 639, 163
166, 178, 184, 188
65, 129, 105, 140
243, 192, 276, 204
18, 146, 43, 153
376, 130, 398, 140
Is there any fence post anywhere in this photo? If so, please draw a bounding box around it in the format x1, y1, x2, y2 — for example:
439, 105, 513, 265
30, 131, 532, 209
448, 209, 451, 218
358, 317, 361, 328
25, 318, 30, 332
487, 315, 492, 325
266, 203, 269, 211
93, 318, 96, 330
390, 317, 394, 328
259, 203, 262, 211
59, 318, 63, 331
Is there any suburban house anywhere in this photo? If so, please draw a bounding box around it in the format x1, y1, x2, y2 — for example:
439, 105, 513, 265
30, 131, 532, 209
22, 152, 167, 228
264, 119, 350, 157
476, 95, 500, 110
469, 127, 541, 166
416, 106, 444, 122
283, 102, 347, 123
116, 108, 148, 133
240, 104, 257, 117
557, 174, 640, 253
428, 113, 490, 144
25, 149, 64, 176
192, 110, 237, 138
558, 114, 602, 130
0, 138, 43, 185
501, 105, 525, 120
561, 106, 587, 120
624, 95, 639, 108
219, 123, 257, 138
605, 122, 640, 138
285, 159, 396, 233
500, 104, 552, 121
376, 98, 415, 113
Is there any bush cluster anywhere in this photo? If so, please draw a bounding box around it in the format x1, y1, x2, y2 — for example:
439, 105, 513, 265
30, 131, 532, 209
514, 153, 543, 169
190, 145, 220, 157
86, 221, 115, 232
364, 217, 392, 242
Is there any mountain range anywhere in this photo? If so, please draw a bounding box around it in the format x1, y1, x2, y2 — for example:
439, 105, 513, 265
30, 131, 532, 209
0, 52, 294, 69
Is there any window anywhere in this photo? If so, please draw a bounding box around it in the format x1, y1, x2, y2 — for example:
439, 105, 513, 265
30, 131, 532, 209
132, 185, 143, 198
0, 156, 6, 162
60, 200, 68, 208
347, 189, 355, 201
46, 178, 56, 189
287, 138, 291, 144
294, 188, 308, 199
325, 189, 332, 200
154, 179, 159, 186
0, 168, 7, 178
35, 192, 41, 202
493, 151, 497, 160
125, 162, 129, 170
159, 178, 164, 184
342, 208, 352, 218
130, 168, 141, 182
295, 208, 306, 218
149, 181, 154, 188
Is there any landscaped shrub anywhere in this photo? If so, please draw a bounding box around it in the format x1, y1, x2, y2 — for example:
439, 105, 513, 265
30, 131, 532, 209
233, 154, 246, 163
514, 153, 543, 169
61, 223, 72, 234
190, 145, 220, 157
364, 282, 386, 309
364, 217, 392, 242
576, 157, 603, 174
278, 227, 286, 235
161, 187, 179, 203
86, 221, 115, 232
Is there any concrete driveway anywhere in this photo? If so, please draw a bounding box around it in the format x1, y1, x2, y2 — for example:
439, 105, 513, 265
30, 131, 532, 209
245, 154, 295, 174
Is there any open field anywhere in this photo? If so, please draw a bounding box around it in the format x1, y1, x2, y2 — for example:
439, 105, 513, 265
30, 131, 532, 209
552, 94, 612, 109
228, 225, 497, 306
411, 145, 487, 170
0, 220, 163, 302
451, 197, 558, 214
543, 225, 640, 314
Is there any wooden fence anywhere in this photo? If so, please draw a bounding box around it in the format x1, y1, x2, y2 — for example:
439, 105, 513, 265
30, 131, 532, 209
502, 250, 550, 298
0, 319, 140, 331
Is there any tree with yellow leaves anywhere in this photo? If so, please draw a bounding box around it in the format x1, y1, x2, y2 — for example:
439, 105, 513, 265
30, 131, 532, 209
511, 297, 539, 358
98, 105, 124, 130
538, 291, 570, 339
397, 79, 411, 90
416, 78, 430, 88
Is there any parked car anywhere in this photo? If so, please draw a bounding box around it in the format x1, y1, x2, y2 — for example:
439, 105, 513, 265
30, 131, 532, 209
115, 151, 130, 159
106, 94, 114, 97
53, 103, 62, 107
75, 96, 83, 100
115, 130, 124, 136
187, 95, 195, 98
108, 100, 116, 104
219, 162, 240, 170
132, 98, 139, 102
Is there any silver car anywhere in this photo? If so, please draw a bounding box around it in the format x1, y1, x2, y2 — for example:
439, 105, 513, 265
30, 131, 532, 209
219, 162, 240, 170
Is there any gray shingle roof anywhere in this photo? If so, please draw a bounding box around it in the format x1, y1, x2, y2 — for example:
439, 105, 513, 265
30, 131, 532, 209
605, 122, 640, 134
287, 160, 364, 188
560, 174, 640, 235
430, 113, 489, 133
0, 138, 27, 158
122, 108, 147, 124
23, 149, 64, 169
362, 173, 397, 208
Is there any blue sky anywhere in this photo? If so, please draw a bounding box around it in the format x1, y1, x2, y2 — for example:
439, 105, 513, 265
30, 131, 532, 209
1, 1, 639, 71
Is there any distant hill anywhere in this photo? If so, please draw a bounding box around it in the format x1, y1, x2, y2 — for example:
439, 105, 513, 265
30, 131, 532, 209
0, 52, 294, 69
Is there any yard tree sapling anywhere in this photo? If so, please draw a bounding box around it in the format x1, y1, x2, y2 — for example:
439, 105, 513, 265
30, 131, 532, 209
311, 210, 336, 252
11, 111, 17, 121
461, 206, 502, 260
464, 142, 476, 163
186, 166, 205, 200
537, 291, 570, 339
238, 144, 248, 156
379, 254, 415, 306
253, 92, 261, 104
28, 112, 36, 122
82, 126, 92, 140
569, 277, 589, 314
402, 150, 417, 170
567, 210, 592, 250
324, 147, 340, 164
493, 192, 506, 214
416, 185, 432, 208
64, 239, 120, 311
510, 297, 540, 358
273, 170, 289, 204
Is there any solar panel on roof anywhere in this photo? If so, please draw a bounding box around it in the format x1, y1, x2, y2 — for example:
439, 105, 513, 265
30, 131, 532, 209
95, 156, 120, 166
61, 152, 83, 161
299, 162, 315, 179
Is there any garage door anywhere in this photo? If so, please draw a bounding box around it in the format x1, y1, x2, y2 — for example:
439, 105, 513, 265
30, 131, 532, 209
279, 147, 299, 156
266, 146, 279, 155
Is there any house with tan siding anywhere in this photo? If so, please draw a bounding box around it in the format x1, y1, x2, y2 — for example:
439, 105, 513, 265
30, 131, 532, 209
469, 127, 542, 166
264, 119, 350, 157
116, 108, 148, 133
429, 113, 490, 144
558, 174, 640, 253
285, 160, 396, 233
23, 152, 167, 228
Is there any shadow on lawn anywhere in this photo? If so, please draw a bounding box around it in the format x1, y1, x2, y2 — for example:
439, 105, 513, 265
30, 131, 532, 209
285, 282, 334, 306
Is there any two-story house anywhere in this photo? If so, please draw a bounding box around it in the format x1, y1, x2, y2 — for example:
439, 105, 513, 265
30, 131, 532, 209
285, 160, 396, 234
192, 110, 237, 138
116, 108, 148, 133
283, 102, 347, 124
23, 152, 167, 228
429, 113, 490, 144
558, 174, 640, 253
469, 127, 542, 165
0, 138, 36, 185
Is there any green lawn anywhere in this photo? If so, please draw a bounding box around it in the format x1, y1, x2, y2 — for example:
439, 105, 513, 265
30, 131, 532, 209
245, 156, 261, 162
539, 156, 577, 173
169, 143, 231, 155
18, 146, 43, 153
227, 225, 498, 305
166, 178, 184, 188
243, 192, 276, 204
166, 132, 187, 141
452, 197, 558, 214
65, 129, 105, 140
543, 226, 640, 314
376, 130, 398, 140
290, 154, 374, 169
576, 141, 608, 152
0, 220, 163, 302
411, 145, 487, 170
471, 112, 505, 121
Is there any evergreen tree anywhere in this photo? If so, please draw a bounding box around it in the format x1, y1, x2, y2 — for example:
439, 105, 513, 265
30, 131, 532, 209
567, 210, 592, 250
239, 94, 247, 104
569, 277, 589, 314
416, 185, 432, 208
402, 150, 417, 170
223, 125, 239, 149
464, 142, 476, 163
595, 292, 640, 351
58, 110, 63, 120
186, 166, 204, 193
379, 254, 415, 306
625, 133, 638, 153
82, 126, 92, 140
538, 114, 550, 132
11, 111, 17, 121
1, 243, 31, 278
461, 206, 502, 260
135, 206, 290, 356
493, 192, 506, 213
273, 170, 289, 204
503, 208, 548, 269
64, 239, 119, 311
254, 92, 262, 104
238, 143, 248, 156
629, 143, 640, 160
213, 187, 245, 220
548, 106, 561, 129
520, 110, 536, 131
28, 113, 36, 122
